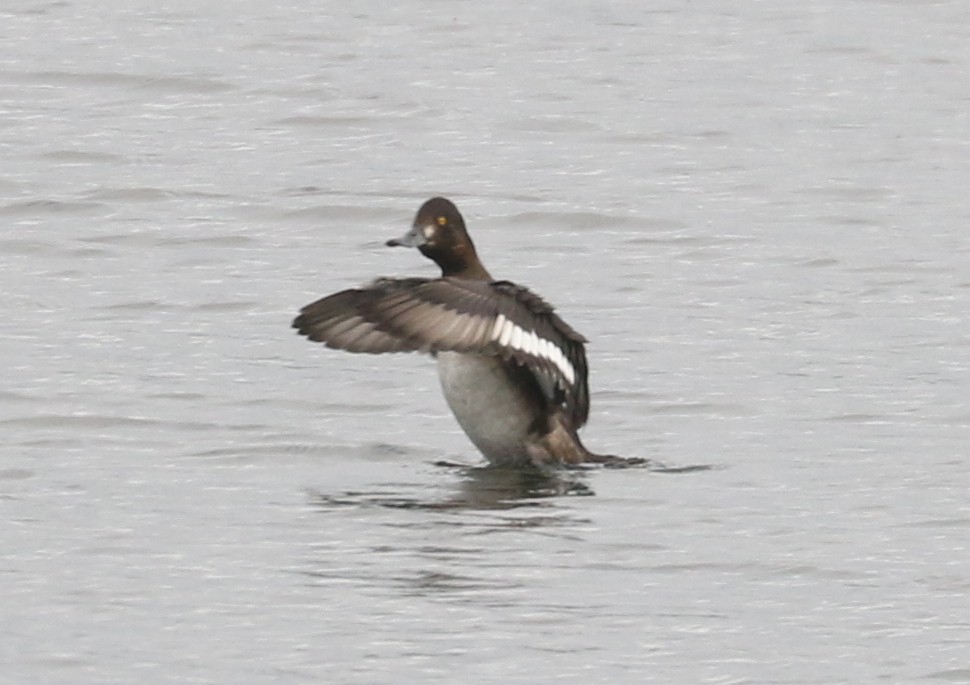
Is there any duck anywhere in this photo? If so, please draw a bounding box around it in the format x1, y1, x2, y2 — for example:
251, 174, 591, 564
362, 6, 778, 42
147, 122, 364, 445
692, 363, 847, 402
292, 197, 639, 468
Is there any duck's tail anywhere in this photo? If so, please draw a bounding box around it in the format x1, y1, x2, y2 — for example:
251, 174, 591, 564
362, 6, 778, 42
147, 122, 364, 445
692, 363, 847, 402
526, 413, 648, 468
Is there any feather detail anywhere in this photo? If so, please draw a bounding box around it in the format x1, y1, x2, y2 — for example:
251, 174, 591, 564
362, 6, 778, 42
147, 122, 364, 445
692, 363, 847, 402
293, 277, 590, 427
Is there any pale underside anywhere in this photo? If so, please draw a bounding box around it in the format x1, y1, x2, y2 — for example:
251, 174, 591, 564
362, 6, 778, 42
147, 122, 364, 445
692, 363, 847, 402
435, 351, 541, 465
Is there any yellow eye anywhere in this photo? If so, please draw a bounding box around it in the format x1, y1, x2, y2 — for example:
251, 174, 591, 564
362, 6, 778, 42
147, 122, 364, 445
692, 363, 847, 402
436, 215, 447, 226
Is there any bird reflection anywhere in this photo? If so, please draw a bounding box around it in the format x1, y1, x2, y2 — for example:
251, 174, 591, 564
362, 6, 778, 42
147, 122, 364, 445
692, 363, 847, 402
308, 463, 593, 513
450, 463, 596, 507
307, 456, 712, 514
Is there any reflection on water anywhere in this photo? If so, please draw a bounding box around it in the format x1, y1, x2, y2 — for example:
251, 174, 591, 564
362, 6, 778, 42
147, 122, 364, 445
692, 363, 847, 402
309, 464, 594, 513
308, 458, 716, 513
451, 465, 597, 505
300, 465, 596, 599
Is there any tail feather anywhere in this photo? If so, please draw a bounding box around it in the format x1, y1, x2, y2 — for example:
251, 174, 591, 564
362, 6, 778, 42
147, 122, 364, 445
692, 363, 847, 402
526, 413, 648, 468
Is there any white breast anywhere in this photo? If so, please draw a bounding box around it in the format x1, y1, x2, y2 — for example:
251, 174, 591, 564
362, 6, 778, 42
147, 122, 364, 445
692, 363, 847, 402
435, 352, 538, 464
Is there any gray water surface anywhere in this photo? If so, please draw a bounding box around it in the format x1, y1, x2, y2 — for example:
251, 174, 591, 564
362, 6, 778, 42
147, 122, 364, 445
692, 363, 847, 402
3, 1, 970, 683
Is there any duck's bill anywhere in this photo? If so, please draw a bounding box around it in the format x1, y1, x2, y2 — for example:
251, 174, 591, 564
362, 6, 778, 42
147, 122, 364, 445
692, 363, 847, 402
386, 224, 427, 248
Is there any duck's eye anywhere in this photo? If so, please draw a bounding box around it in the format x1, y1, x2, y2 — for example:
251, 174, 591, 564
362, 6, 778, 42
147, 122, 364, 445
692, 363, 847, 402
436, 215, 447, 226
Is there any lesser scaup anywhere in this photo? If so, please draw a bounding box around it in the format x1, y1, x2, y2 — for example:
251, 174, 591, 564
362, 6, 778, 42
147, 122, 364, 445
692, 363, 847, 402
293, 197, 639, 468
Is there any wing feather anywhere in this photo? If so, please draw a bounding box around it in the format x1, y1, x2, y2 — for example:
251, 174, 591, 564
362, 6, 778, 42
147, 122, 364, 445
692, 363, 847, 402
293, 277, 590, 427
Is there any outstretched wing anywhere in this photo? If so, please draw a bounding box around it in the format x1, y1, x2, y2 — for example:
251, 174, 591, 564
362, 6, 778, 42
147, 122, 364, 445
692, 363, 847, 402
293, 277, 590, 427
292, 278, 430, 354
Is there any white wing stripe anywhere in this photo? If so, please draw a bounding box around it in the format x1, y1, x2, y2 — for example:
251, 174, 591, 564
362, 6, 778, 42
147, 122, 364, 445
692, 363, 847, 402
489, 317, 576, 385
552, 345, 575, 385
491, 314, 507, 342
510, 326, 522, 352
497, 316, 514, 346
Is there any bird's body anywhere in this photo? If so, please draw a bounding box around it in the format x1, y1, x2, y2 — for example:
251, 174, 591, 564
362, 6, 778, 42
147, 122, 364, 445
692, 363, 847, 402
435, 352, 540, 464
293, 197, 633, 468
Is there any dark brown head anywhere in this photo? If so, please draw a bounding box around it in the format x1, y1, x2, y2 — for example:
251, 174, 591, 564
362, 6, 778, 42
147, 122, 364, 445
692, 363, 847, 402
386, 197, 492, 280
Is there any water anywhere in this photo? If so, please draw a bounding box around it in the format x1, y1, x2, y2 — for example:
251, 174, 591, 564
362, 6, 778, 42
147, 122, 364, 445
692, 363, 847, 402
3, 1, 969, 683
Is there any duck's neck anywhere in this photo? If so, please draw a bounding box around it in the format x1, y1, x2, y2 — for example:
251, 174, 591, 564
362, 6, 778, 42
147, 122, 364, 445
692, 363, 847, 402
436, 245, 493, 281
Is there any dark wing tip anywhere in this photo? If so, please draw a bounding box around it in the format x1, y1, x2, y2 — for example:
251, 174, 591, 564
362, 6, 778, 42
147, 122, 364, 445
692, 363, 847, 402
292, 310, 312, 335
292, 279, 433, 354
